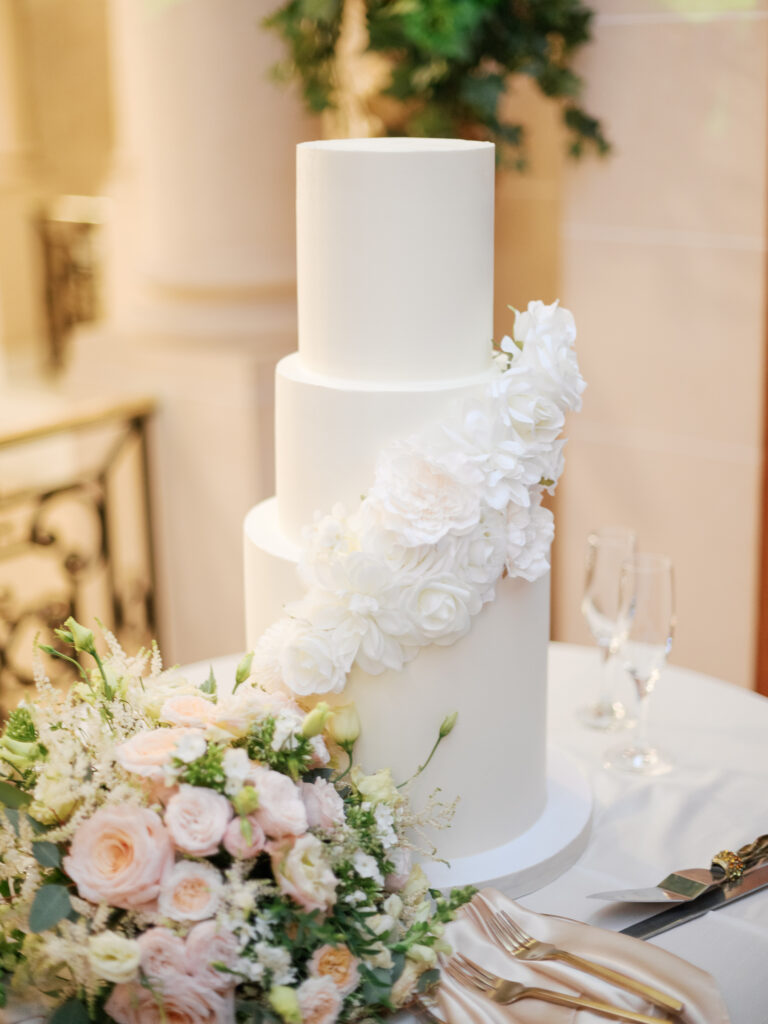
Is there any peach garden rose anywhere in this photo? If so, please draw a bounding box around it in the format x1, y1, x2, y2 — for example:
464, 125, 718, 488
297, 976, 343, 1024
63, 804, 173, 910
158, 860, 223, 922
115, 727, 206, 781
164, 785, 233, 856
307, 943, 360, 996
186, 920, 241, 990
106, 977, 234, 1024
137, 927, 187, 983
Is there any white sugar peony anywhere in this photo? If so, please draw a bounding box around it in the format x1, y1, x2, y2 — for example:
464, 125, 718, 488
366, 442, 481, 546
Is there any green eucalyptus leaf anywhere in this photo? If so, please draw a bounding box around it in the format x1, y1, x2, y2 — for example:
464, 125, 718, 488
418, 968, 441, 993
0, 781, 31, 809
32, 840, 61, 868
28, 884, 72, 934
48, 999, 90, 1024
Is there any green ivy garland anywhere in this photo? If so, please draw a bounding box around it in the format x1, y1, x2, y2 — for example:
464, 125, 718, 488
265, 0, 609, 165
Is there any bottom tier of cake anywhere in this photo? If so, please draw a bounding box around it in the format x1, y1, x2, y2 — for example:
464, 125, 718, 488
244, 498, 550, 861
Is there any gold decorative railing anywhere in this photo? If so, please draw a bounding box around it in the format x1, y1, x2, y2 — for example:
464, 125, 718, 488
0, 396, 157, 711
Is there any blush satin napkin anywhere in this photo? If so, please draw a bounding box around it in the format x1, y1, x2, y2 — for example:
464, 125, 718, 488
431, 889, 730, 1024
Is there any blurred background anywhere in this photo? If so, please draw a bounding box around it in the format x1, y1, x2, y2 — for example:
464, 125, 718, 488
0, 0, 765, 704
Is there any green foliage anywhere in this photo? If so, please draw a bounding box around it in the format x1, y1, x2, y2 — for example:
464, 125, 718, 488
264, 0, 609, 162
48, 1000, 90, 1024
28, 885, 72, 934
31, 841, 61, 869
0, 782, 31, 809
175, 744, 228, 793
246, 716, 313, 780
5, 709, 36, 745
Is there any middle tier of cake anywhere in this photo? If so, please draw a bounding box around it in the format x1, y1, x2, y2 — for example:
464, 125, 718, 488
274, 353, 498, 543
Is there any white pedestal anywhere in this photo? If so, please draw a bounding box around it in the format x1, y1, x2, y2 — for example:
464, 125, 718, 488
426, 747, 592, 898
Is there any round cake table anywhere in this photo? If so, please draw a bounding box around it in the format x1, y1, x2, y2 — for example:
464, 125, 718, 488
187, 643, 768, 1023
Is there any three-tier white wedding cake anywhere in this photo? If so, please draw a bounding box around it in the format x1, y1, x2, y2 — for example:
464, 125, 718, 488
244, 138, 583, 872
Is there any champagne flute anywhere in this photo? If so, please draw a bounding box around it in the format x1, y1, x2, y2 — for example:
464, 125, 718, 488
578, 526, 637, 729
604, 553, 676, 775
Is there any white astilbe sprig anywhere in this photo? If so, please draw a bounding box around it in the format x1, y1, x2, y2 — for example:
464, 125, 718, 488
254, 299, 584, 697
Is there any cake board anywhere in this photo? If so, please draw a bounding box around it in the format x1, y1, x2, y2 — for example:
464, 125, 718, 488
425, 746, 592, 898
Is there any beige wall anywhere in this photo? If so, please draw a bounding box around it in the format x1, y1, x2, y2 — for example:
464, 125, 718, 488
553, 3, 768, 687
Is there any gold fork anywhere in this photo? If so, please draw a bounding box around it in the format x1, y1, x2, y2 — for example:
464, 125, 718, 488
467, 897, 684, 1016
445, 953, 675, 1023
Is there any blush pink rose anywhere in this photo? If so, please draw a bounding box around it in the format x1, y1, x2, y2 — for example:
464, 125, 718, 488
308, 735, 331, 768
63, 805, 173, 910
106, 979, 234, 1024
160, 695, 218, 728
271, 834, 338, 913
301, 779, 345, 831
164, 785, 233, 856
186, 920, 240, 990
252, 767, 308, 839
115, 728, 205, 781
222, 815, 266, 859
297, 976, 343, 1024
137, 927, 187, 983
158, 861, 223, 922
308, 944, 360, 996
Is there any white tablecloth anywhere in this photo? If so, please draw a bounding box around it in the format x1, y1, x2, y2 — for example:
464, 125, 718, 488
530, 643, 768, 1024
189, 644, 768, 1023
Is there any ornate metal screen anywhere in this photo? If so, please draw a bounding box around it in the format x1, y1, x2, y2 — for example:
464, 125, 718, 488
0, 397, 157, 711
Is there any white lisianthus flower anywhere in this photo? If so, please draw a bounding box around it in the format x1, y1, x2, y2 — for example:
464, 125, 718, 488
222, 746, 252, 795
29, 769, 78, 825
366, 442, 481, 546
352, 851, 384, 887
87, 931, 141, 984
174, 731, 207, 764
350, 767, 400, 806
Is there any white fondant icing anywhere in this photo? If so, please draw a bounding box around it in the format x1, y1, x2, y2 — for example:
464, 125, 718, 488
297, 139, 494, 381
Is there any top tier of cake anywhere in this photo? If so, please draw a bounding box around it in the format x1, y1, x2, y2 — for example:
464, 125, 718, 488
297, 138, 495, 383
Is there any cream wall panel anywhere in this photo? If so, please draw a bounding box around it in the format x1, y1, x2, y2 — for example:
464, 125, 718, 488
555, 11, 767, 688
564, 18, 767, 237
555, 439, 760, 687
562, 238, 765, 449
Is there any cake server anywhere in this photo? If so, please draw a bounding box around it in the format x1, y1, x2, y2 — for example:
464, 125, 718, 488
589, 833, 768, 903
619, 860, 768, 940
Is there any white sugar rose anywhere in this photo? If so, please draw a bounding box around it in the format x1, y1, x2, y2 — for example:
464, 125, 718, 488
164, 785, 233, 856
271, 834, 338, 913
491, 370, 565, 445
137, 927, 187, 981
452, 509, 508, 601
395, 573, 482, 647
506, 495, 554, 582
277, 618, 359, 696
507, 299, 585, 412
159, 861, 223, 922
366, 442, 481, 546
88, 932, 141, 984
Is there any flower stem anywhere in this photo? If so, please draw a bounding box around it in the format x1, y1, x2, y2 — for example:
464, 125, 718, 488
334, 747, 353, 783
397, 733, 443, 790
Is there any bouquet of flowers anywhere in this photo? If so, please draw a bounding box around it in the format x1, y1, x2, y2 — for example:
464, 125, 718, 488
0, 619, 473, 1024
